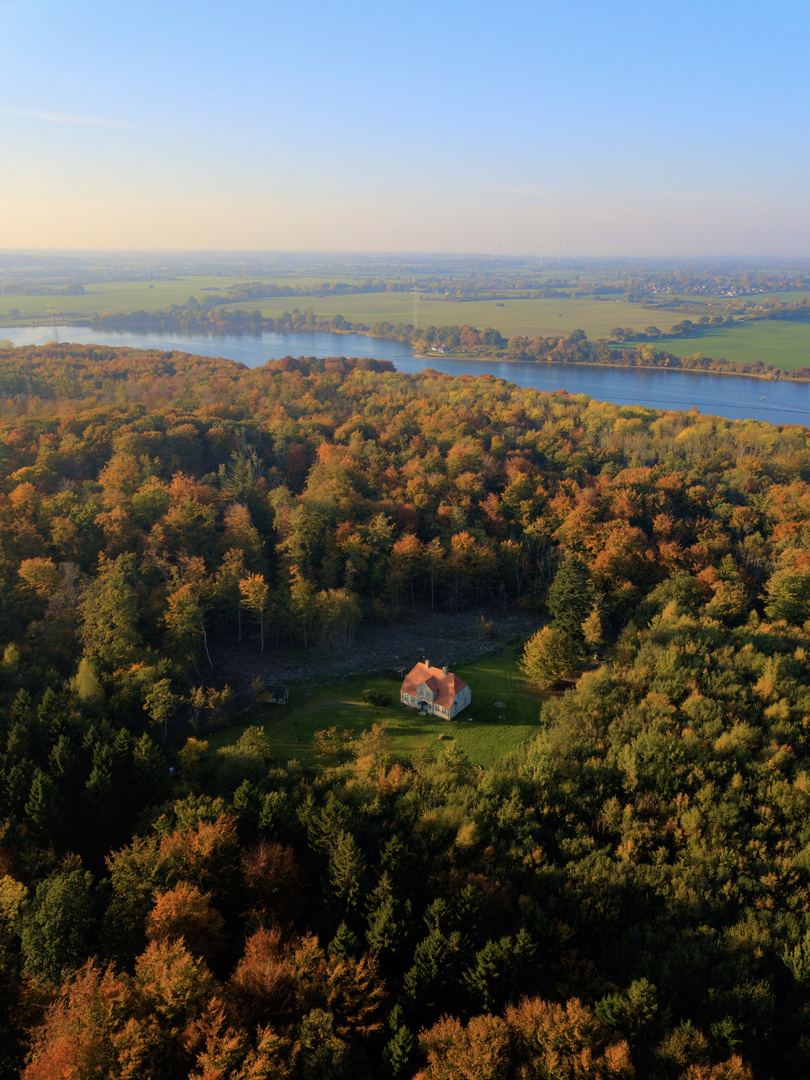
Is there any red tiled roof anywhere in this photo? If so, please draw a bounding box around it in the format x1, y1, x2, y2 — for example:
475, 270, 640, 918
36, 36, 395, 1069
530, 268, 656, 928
400, 663, 468, 708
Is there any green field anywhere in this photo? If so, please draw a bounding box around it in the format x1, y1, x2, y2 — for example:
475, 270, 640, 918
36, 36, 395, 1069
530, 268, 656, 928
5, 276, 810, 372
0, 280, 662, 338
0, 276, 273, 320
207, 653, 544, 770
642, 318, 810, 371
747, 291, 810, 304
239, 293, 683, 339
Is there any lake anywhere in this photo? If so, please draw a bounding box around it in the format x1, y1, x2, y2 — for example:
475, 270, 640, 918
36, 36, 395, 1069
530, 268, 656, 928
4, 324, 810, 427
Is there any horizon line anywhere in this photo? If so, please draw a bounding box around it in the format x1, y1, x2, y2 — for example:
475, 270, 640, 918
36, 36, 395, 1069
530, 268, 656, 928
1, 246, 808, 261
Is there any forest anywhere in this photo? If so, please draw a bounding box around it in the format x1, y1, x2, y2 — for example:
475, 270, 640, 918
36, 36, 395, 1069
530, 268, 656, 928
1, 342, 810, 1077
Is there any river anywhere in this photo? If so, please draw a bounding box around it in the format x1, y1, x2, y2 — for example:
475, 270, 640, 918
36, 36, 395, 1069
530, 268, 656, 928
4, 324, 810, 427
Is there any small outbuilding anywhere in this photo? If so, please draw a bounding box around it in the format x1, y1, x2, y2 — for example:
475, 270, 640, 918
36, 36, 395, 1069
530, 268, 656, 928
258, 684, 289, 706
400, 660, 471, 719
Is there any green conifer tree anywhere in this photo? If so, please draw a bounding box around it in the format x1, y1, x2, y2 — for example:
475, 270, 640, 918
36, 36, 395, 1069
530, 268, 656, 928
547, 551, 594, 646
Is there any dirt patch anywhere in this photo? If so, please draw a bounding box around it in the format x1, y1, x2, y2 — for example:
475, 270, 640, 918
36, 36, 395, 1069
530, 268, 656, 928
215, 609, 537, 688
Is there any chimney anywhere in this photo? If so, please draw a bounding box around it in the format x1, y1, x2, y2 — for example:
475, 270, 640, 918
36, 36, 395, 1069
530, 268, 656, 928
442, 666, 448, 676
424, 659, 429, 669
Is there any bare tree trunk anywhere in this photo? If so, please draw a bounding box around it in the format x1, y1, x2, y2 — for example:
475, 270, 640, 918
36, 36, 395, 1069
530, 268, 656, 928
200, 617, 213, 671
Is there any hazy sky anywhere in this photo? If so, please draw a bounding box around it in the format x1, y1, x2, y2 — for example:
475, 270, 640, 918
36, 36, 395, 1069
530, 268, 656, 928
1, 0, 808, 256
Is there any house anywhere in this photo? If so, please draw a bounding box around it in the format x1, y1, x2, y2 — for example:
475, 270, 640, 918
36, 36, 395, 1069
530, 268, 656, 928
257, 684, 289, 705
400, 660, 471, 719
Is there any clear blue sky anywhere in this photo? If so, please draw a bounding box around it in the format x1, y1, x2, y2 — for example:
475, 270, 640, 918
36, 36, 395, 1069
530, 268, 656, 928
1, 0, 808, 255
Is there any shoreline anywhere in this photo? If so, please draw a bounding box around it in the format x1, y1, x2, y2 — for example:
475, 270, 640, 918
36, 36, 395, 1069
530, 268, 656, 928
3, 317, 808, 385
413, 351, 810, 384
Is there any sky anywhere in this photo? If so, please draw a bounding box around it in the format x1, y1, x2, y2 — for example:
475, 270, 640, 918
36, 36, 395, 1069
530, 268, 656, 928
1, 0, 808, 256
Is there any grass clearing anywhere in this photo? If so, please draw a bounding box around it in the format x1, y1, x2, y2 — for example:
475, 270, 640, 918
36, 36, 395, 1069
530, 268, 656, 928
207, 652, 543, 770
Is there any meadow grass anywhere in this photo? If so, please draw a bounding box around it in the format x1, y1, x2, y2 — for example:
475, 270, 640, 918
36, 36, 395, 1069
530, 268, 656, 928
241, 294, 683, 339
641, 318, 810, 371
1, 282, 651, 337
207, 652, 543, 770
0, 277, 271, 319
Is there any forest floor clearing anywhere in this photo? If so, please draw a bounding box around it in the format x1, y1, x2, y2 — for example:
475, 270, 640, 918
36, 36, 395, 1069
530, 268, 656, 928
209, 613, 544, 768
216, 608, 538, 688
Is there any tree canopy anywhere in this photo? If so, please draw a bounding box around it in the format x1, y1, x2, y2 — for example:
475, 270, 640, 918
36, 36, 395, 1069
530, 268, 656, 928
0, 343, 808, 1077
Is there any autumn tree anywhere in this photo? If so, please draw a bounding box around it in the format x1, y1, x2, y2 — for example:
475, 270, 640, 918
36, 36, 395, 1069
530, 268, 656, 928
416, 1013, 511, 1080
519, 625, 578, 689
288, 564, 317, 648
389, 533, 424, 611
317, 587, 361, 650
143, 677, 178, 745
145, 882, 225, 962
215, 546, 247, 642
21, 962, 157, 1080
239, 573, 270, 652
764, 550, 810, 624
505, 996, 634, 1079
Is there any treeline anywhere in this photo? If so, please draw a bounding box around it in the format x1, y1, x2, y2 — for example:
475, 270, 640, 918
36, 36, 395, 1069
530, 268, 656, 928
500, 328, 810, 380
0, 283, 85, 296
209, 279, 410, 302
608, 315, 735, 342
88, 304, 368, 337
207, 278, 576, 304
2, 345, 810, 1075
761, 297, 810, 320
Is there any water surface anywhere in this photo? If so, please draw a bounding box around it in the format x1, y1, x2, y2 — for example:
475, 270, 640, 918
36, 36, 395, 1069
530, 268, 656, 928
5, 325, 810, 427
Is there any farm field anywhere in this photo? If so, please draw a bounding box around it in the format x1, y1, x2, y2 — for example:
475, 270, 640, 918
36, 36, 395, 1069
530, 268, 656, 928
0, 268, 589, 323
207, 652, 544, 770
640, 317, 810, 371
231, 293, 684, 339
0, 280, 658, 336
744, 290, 810, 304
0, 276, 266, 320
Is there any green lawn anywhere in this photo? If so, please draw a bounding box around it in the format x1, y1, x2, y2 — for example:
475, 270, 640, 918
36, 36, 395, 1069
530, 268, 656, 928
207, 652, 544, 770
